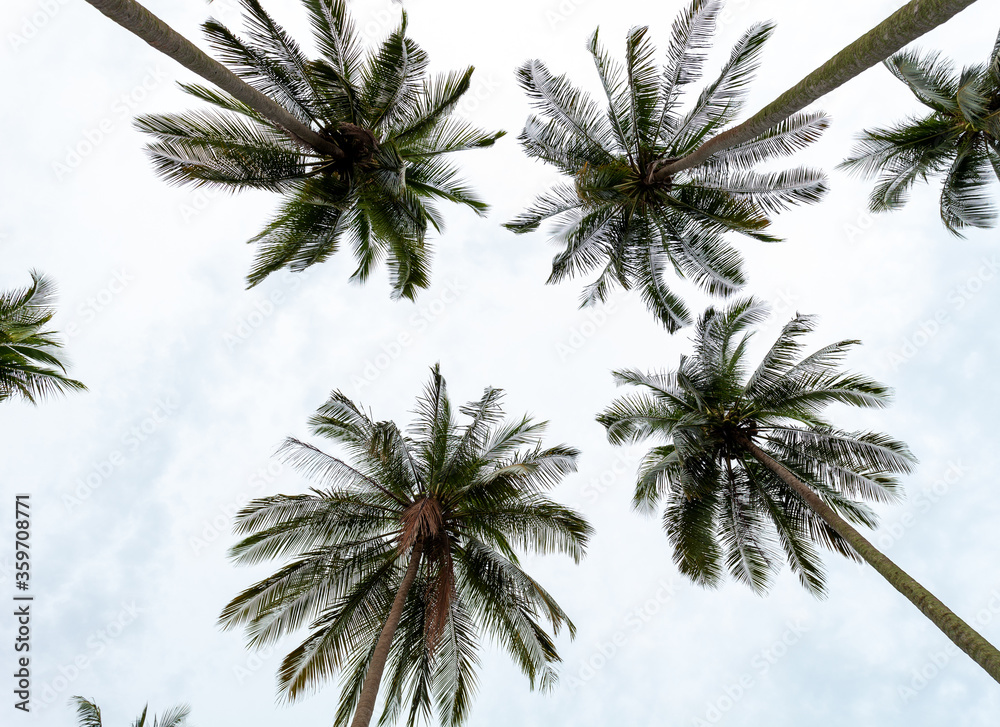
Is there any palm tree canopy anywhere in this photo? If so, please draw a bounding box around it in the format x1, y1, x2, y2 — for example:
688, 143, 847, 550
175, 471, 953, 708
136, 0, 503, 298
839, 29, 1000, 235
0, 271, 85, 404
71, 697, 191, 727
505, 0, 828, 331
219, 365, 591, 727
597, 298, 916, 596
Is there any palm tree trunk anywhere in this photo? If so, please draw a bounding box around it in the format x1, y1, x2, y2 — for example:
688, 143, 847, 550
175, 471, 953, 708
81, 0, 343, 159
652, 0, 979, 180
349, 541, 424, 727
736, 433, 1000, 684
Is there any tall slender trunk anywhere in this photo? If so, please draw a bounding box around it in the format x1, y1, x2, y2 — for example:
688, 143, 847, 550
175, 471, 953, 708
349, 541, 424, 727
81, 0, 343, 158
736, 433, 1000, 684
652, 0, 979, 180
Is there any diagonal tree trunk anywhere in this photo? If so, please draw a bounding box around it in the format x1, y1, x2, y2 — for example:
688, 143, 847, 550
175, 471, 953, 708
736, 432, 1000, 684
349, 541, 424, 727
652, 0, 980, 181
81, 0, 343, 158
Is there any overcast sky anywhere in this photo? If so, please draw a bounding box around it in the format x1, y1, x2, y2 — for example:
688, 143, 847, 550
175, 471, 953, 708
3, 0, 1000, 725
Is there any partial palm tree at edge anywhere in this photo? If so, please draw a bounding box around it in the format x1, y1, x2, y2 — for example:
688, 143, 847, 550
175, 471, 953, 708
219, 364, 592, 727
597, 298, 1000, 684
72, 696, 191, 727
839, 29, 1000, 236
0, 271, 85, 405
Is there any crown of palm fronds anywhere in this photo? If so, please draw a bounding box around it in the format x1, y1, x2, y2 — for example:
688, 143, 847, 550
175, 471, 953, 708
506, 0, 828, 331
71, 697, 191, 727
840, 30, 1000, 236
219, 364, 590, 727
597, 298, 916, 596
136, 0, 503, 298
0, 271, 85, 404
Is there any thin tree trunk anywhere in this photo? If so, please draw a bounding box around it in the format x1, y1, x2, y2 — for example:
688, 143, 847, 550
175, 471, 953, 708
652, 0, 979, 180
349, 541, 424, 727
736, 433, 1000, 684
81, 0, 343, 158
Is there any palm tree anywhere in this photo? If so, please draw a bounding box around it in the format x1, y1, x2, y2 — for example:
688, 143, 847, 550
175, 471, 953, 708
839, 30, 1000, 235
219, 365, 591, 727
86, 0, 502, 298
72, 696, 190, 727
0, 271, 85, 404
505, 0, 829, 331
651, 0, 980, 178
597, 298, 1000, 683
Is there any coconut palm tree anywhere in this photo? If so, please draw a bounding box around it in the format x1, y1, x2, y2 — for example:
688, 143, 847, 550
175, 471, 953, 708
85, 0, 502, 298
650, 0, 980, 178
71, 696, 190, 727
597, 298, 1000, 683
219, 365, 591, 727
0, 271, 85, 404
506, 0, 829, 331
839, 30, 1000, 235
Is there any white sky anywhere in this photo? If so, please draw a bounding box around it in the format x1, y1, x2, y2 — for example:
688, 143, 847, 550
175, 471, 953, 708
2, 0, 1000, 725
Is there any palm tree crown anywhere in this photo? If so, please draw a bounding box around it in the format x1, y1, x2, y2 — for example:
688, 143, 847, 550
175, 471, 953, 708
72, 696, 190, 727
597, 298, 916, 595
840, 30, 1000, 235
219, 365, 591, 727
505, 0, 828, 331
0, 271, 85, 404
136, 0, 503, 298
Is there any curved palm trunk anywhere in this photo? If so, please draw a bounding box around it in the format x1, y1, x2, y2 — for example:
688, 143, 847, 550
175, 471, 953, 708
349, 541, 424, 727
736, 433, 1000, 684
81, 0, 343, 159
653, 0, 979, 180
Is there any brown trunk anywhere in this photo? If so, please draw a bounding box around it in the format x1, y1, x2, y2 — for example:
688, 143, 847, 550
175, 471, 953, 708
349, 541, 424, 727
82, 0, 343, 159
736, 433, 1000, 684
653, 0, 980, 180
